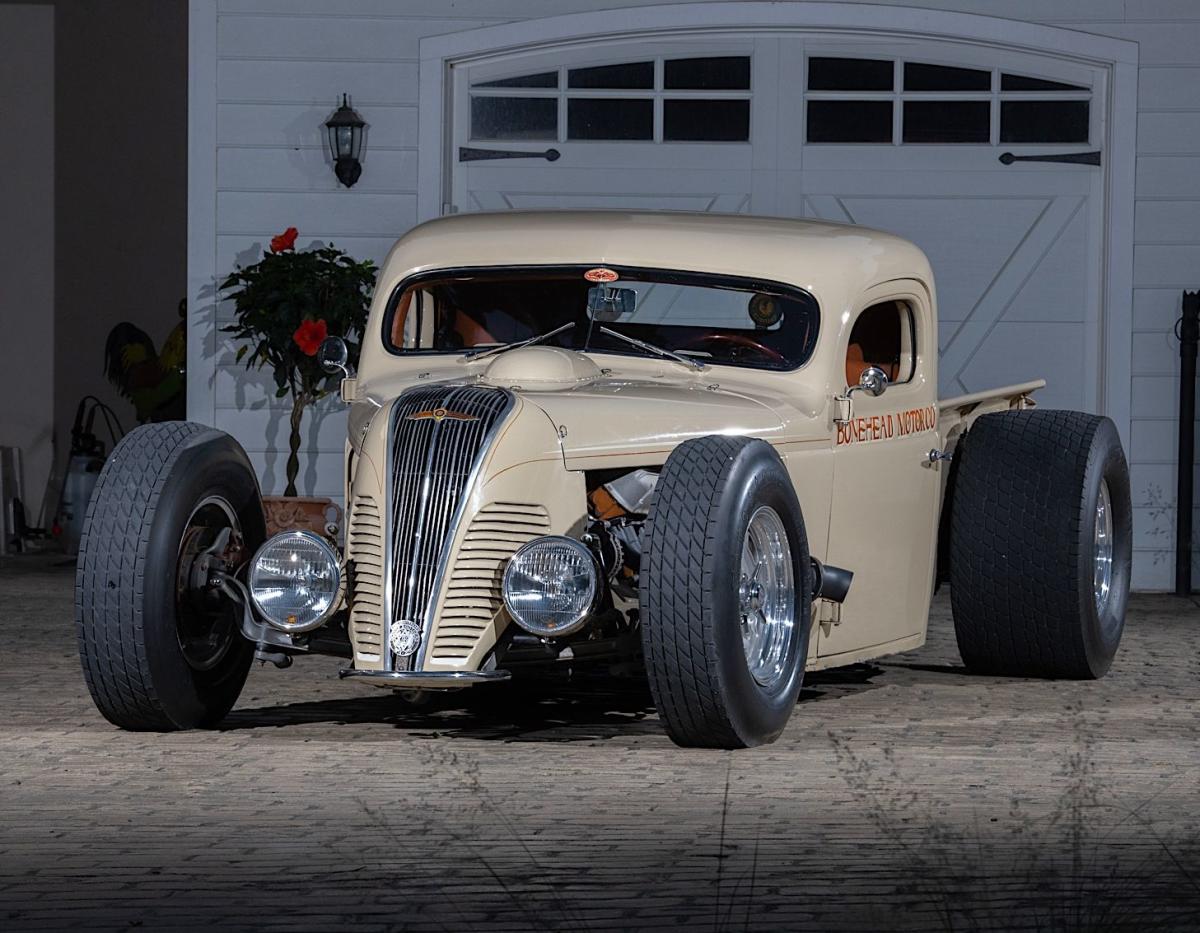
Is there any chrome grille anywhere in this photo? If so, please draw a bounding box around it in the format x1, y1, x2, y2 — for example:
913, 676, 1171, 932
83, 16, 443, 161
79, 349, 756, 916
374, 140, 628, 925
346, 494, 383, 662
387, 385, 514, 671
432, 502, 551, 661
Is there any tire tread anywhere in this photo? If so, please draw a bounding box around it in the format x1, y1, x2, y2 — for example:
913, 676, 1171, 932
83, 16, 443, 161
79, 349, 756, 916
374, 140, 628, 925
75, 421, 214, 730
641, 436, 757, 748
949, 410, 1117, 678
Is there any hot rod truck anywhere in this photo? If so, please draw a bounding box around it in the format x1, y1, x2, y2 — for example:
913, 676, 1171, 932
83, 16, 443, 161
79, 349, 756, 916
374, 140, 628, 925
76, 212, 1131, 748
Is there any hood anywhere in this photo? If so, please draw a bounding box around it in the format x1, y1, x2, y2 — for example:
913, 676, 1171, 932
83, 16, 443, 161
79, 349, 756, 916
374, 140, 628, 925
527, 381, 787, 462
478, 348, 789, 463
358, 346, 825, 468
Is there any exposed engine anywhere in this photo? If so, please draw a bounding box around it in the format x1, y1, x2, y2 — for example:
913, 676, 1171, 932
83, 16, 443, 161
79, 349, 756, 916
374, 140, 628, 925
586, 467, 855, 609
585, 468, 659, 601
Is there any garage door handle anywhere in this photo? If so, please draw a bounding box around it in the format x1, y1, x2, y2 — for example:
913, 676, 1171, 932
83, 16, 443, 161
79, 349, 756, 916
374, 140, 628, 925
999, 150, 1101, 166
459, 146, 561, 162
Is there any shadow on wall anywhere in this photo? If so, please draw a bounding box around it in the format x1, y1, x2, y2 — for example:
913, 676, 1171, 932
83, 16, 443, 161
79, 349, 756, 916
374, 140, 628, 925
206, 238, 352, 498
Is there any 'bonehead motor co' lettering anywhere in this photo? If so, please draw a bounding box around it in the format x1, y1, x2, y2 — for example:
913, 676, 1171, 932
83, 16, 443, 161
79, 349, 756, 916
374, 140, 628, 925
836, 405, 937, 446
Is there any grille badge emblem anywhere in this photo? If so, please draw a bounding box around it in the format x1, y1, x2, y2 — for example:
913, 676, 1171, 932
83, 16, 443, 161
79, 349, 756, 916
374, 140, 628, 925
407, 407, 479, 423
389, 619, 421, 657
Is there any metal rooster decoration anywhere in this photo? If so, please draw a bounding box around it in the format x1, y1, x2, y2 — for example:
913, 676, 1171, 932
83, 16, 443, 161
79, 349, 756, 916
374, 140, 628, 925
103, 299, 187, 423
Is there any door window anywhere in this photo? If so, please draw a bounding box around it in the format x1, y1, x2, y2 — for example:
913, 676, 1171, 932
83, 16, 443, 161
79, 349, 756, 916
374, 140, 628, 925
845, 301, 915, 388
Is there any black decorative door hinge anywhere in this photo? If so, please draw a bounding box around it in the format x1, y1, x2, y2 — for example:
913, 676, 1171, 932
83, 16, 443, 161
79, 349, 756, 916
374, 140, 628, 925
999, 150, 1101, 166
459, 146, 561, 162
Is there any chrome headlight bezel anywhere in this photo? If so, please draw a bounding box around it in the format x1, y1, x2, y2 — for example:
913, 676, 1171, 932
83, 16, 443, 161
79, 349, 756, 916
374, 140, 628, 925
248, 530, 343, 633
502, 535, 601, 638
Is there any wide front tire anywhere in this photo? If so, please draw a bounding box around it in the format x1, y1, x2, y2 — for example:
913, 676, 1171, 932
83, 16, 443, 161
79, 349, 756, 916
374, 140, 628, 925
76, 422, 266, 730
640, 436, 811, 749
949, 410, 1132, 679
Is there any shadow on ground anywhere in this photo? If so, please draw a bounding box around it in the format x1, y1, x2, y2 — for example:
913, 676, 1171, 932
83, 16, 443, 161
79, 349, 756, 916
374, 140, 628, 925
220, 662, 898, 741
221, 677, 662, 741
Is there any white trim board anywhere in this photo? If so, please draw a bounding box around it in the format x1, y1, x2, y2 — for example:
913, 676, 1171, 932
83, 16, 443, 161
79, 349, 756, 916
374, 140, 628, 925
187, 0, 220, 426
417, 2, 1138, 448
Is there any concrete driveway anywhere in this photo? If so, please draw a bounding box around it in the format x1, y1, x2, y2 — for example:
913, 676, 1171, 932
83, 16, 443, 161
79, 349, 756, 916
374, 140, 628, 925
1, 555, 1198, 931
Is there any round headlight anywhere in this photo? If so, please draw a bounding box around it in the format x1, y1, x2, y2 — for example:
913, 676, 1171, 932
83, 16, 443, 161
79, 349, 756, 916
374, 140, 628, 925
248, 530, 342, 633
502, 536, 600, 638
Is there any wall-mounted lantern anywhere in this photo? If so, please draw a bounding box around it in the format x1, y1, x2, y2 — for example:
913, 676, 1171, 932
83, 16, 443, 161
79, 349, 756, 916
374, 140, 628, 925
324, 94, 366, 188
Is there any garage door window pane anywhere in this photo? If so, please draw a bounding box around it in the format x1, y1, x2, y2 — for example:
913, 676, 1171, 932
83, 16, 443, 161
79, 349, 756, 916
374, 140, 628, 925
473, 71, 558, 89
807, 100, 892, 143
808, 57, 894, 91
904, 62, 990, 92
664, 99, 750, 141
903, 101, 989, 143
664, 56, 751, 90
471, 97, 557, 140
1001, 100, 1089, 143
568, 98, 653, 139
568, 62, 654, 89
1001, 73, 1086, 92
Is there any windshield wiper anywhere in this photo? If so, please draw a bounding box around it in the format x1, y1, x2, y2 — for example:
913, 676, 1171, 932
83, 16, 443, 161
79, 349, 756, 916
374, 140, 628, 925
597, 326, 705, 371
462, 322, 574, 363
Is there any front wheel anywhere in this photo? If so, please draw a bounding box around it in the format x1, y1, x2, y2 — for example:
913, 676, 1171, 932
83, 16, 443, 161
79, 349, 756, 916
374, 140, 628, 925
640, 436, 812, 748
76, 422, 266, 730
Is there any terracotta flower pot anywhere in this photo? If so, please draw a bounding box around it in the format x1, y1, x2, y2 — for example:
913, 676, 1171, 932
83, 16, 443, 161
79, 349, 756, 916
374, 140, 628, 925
261, 495, 343, 544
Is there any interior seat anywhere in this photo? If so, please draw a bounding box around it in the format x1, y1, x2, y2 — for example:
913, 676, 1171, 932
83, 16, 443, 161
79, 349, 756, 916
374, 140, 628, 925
845, 300, 906, 386
845, 342, 899, 386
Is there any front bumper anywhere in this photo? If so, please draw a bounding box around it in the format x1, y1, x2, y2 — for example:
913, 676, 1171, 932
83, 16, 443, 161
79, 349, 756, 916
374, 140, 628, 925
338, 669, 512, 687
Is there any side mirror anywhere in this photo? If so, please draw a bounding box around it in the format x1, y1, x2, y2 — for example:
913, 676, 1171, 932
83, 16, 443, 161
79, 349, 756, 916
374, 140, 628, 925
835, 365, 890, 426
318, 335, 353, 379
855, 365, 889, 398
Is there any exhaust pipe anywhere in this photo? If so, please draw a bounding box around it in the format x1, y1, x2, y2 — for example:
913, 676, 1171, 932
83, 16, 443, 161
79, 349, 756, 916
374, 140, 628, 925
811, 558, 853, 603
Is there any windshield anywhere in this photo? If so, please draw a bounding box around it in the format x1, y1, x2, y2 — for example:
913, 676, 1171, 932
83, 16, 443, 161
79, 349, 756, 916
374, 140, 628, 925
383, 266, 819, 372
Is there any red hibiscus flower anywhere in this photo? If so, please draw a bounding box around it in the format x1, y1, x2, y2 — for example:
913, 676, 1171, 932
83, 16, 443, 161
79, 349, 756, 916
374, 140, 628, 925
293, 318, 328, 356
270, 226, 299, 253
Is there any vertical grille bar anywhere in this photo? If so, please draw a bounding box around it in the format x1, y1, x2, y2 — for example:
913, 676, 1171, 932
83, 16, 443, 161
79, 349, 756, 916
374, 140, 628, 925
385, 385, 513, 671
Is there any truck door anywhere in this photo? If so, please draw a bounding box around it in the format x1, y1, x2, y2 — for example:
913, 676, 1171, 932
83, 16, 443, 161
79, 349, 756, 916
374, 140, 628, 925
818, 287, 941, 659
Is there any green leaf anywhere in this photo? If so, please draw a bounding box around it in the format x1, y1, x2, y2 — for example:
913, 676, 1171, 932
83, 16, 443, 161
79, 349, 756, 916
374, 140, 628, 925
275, 385, 290, 398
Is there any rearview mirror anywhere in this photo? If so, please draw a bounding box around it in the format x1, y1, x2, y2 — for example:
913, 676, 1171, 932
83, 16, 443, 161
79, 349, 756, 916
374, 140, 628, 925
587, 285, 637, 322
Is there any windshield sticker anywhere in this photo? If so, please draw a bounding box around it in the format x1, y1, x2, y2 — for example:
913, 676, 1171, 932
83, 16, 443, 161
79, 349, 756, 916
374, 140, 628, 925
584, 267, 619, 283
837, 405, 937, 446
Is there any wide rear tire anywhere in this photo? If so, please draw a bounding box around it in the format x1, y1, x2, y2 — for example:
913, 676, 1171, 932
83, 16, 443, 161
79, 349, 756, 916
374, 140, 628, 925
640, 436, 811, 749
76, 422, 266, 730
949, 410, 1131, 679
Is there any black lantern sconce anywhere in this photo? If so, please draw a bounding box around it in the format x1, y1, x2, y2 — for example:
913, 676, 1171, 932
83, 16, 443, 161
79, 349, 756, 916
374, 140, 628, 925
324, 93, 366, 188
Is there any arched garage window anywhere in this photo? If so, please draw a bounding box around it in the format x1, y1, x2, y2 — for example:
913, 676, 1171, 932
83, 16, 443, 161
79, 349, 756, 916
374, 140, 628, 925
470, 56, 752, 143
805, 57, 1091, 145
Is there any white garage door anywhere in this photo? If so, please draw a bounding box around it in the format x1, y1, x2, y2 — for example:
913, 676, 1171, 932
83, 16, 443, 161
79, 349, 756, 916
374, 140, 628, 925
448, 35, 1106, 411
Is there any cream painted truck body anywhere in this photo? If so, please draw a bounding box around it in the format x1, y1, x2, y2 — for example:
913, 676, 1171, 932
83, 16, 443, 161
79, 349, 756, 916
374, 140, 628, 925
339, 211, 1042, 681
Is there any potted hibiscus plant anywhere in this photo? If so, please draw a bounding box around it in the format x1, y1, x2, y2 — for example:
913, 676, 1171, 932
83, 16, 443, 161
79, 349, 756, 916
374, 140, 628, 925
222, 227, 376, 534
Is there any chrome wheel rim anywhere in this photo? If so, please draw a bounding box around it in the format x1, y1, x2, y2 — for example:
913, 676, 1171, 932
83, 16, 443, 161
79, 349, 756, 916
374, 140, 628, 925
739, 506, 796, 691
1094, 479, 1114, 615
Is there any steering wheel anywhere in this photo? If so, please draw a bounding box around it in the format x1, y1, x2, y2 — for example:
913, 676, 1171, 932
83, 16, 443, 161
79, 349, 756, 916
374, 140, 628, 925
681, 333, 788, 366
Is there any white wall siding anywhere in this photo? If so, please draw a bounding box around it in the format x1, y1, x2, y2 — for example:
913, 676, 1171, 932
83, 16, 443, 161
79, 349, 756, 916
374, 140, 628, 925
194, 0, 1200, 588
1081, 8, 1200, 588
